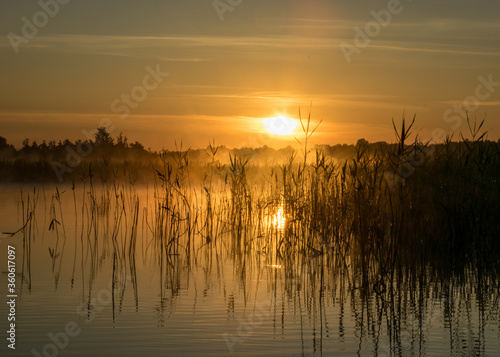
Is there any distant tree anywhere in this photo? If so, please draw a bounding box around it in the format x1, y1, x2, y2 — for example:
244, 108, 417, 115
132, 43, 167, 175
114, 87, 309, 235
22, 138, 30, 150
356, 138, 369, 147
95, 127, 114, 147
130, 141, 144, 151
0, 136, 15, 154
116, 132, 128, 149
39, 140, 48, 151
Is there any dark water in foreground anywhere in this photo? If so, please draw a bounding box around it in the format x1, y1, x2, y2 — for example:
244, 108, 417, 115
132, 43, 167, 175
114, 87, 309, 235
0, 186, 499, 357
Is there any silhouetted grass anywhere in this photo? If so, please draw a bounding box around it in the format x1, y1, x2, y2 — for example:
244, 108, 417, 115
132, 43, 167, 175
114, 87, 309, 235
2, 114, 499, 356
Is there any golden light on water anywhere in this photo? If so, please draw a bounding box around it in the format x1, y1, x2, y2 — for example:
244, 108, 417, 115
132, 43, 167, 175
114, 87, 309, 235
263, 116, 299, 136
267, 264, 283, 269
272, 205, 286, 229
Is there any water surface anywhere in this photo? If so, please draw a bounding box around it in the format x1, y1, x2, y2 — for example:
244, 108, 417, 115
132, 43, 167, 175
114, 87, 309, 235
0, 184, 499, 357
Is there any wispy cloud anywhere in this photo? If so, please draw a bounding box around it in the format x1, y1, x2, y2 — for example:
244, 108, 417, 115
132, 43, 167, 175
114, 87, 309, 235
438, 100, 500, 107
370, 43, 500, 57
0, 33, 338, 52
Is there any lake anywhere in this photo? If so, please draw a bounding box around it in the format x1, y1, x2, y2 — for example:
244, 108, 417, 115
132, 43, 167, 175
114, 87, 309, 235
0, 183, 499, 357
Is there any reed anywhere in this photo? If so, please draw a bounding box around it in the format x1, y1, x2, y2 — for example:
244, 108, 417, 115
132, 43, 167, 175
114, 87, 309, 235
5, 112, 498, 351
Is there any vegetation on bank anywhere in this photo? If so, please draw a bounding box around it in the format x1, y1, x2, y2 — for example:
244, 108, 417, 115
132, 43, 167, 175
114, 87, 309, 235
7, 116, 499, 274
2, 120, 499, 185
6, 115, 499, 356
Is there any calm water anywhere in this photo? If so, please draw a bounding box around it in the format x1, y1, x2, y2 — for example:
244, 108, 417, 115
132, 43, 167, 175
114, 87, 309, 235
0, 184, 499, 357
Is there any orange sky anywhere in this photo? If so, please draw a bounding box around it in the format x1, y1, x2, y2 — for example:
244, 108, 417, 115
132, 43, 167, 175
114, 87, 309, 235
1, 1, 499, 150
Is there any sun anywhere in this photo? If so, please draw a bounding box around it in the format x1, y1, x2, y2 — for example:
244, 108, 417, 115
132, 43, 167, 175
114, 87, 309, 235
263, 116, 299, 136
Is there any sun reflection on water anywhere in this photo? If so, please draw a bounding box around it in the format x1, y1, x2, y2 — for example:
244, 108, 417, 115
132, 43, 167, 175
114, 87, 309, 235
272, 204, 286, 229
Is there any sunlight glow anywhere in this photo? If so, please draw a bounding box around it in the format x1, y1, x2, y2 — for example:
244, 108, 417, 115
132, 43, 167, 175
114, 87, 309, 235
272, 205, 286, 229
266, 264, 283, 269
263, 116, 299, 136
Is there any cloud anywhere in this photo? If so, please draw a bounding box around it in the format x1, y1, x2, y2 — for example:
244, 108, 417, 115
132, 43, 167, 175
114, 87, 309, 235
370, 43, 500, 58
438, 101, 500, 107
0, 33, 338, 52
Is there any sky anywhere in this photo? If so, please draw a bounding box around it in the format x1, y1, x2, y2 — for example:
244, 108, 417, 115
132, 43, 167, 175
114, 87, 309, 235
1, 0, 499, 150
